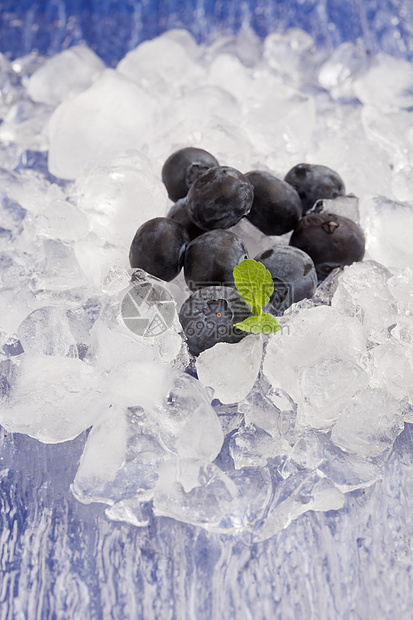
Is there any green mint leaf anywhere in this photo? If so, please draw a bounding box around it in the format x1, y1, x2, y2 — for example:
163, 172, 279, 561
233, 259, 274, 314
234, 313, 281, 334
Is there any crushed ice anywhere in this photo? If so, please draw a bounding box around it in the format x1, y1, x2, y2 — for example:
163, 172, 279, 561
0, 31, 413, 541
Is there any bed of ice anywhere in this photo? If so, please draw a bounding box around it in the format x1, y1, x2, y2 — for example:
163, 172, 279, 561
1, 27, 413, 615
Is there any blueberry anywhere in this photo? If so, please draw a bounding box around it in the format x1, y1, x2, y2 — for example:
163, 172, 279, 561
245, 171, 302, 235
255, 245, 317, 315
289, 212, 365, 279
186, 166, 254, 230
179, 286, 253, 355
129, 217, 189, 282
167, 198, 204, 241
284, 163, 345, 214
184, 229, 249, 291
162, 147, 219, 202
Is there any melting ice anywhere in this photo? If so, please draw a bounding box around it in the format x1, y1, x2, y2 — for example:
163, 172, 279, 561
0, 31, 413, 540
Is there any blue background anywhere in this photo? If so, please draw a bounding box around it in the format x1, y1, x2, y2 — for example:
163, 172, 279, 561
1, 1, 413, 618
1, 0, 413, 64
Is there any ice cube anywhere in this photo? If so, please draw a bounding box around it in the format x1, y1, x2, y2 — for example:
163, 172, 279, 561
48, 69, 155, 180
107, 362, 224, 461
0, 99, 53, 151
318, 41, 371, 100
72, 404, 168, 505
310, 194, 360, 224
331, 388, 404, 457
368, 339, 413, 403
317, 438, 382, 493
388, 266, 413, 315
229, 423, 283, 469
253, 470, 344, 542
207, 53, 253, 100
263, 29, 318, 87
153, 459, 237, 527
229, 217, 283, 259
28, 238, 88, 292
17, 306, 78, 357
307, 104, 393, 199
0, 353, 110, 443
206, 28, 262, 68
331, 260, 397, 344
74, 236, 125, 287
263, 305, 366, 413
154, 85, 241, 151
75, 151, 167, 250
298, 358, 369, 430
117, 34, 204, 95
35, 198, 89, 242
360, 196, 413, 270
353, 54, 413, 112
0, 53, 23, 119
196, 335, 263, 404
392, 165, 413, 202
244, 86, 315, 167
73, 363, 224, 516
361, 106, 413, 170
27, 45, 105, 106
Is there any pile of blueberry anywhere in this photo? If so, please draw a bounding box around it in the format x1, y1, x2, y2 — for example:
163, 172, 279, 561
129, 147, 365, 355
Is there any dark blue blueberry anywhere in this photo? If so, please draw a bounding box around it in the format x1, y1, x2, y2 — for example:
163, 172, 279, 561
186, 166, 254, 230
129, 217, 189, 282
245, 170, 302, 235
162, 147, 219, 202
289, 212, 365, 279
284, 163, 345, 213
179, 286, 253, 356
255, 245, 317, 315
167, 198, 204, 241
184, 230, 248, 291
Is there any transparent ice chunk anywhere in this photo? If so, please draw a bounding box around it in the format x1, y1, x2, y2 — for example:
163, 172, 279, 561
27, 45, 105, 106
317, 438, 382, 492
72, 405, 168, 505
263, 305, 367, 422
244, 86, 315, 166
17, 306, 78, 357
298, 358, 369, 430
28, 238, 88, 292
229, 217, 282, 259
331, 260, 397, 344
331, 388, 404, 457
196, 335, 263, 404
392, 164, 413, 202
230, 424, 283, 469
361, 106, 413, 170
368, 339, 413, 403
353, 54, 413, 112
360, 196, 413, 270
0, 99, 53, 151
263, 29, 318, 87
153, 459, 238, 528
318, 41, 371, 100
207, 53, 253, 101
48, 69, 155, 180
310, 194, 360, 224
117, 34, 204, 95
107, 362, 224, 462
73, 363, 224, 519
0, 353, 110, 443
253, 470, 344, 543
0, 53, 23, 119
75, 151, 167, 250
388, 266, 413, 315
